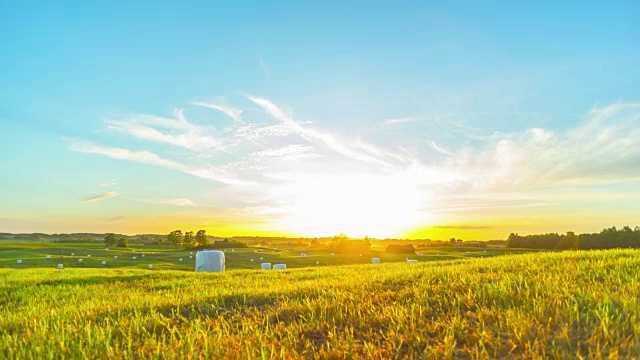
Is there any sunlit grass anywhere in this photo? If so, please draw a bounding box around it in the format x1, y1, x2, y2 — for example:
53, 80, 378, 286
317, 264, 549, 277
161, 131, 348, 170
1, 249, 639, 359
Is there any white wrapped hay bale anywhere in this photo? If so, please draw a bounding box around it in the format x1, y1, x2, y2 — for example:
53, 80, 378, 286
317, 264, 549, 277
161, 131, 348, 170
102, 261, 107, 265
371, 258, 380, 264
331, 253, 334, 256
46, 255, 50, 258
259, 257, 263, 260
261, 263, 271, 270
195, 250, 225, 273
17, 260, 22, 264
273, 264, 287, 270
316, 261, 320, 265
189, 255, 192, 259
250, 259, 254, 262
148, 264, 153, 269
78, 259, 83, 263
407, 259, 418, 263
57, 264, 63, 269
114, 256, 118, 259
71, 253, 74, 256
87, 255, 91, 258
179, 258, 183, 262
359, 254, 362, 257
152, 252, 155, 255
132, 256, 137, 260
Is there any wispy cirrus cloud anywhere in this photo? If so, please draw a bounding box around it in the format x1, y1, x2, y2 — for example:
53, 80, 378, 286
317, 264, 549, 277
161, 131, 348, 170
69, 95, 640, 238
384, 117, 417, 126
69, 141, 248, 185
146, 198, 198, 207
443, 102, 640, 190
193, 101, 243, 122
430, 140, 452, 155
81, 192, 118, 203
258, 53, 271, 80
105, 216, 127, 221
246, 95, 408, 167
105, 109, 224, 152
226, 144, 321, 170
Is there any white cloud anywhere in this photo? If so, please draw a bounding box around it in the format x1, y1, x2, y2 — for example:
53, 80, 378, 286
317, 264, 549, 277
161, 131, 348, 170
443, 102, 640, 190
69, 141, 249, 185
70, 96, 640, 234
384, 117, 417, 125
227, 144, 321, 170
99, 180, 117, 187
246, 95, 403, 167
147, 198, 198, 207
430, 140, 452, 156
258, 54, 271, 80
235, 123, 292, 141
193, 101, 243, 122
105, 109, 223, 152
81, 192, 118, 203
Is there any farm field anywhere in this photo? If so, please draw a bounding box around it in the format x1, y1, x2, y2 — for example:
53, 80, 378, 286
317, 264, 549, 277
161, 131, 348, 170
1, 248, 639, 359
0, 241, 535, 271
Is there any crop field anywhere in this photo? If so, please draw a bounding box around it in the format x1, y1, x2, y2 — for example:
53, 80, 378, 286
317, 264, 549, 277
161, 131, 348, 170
1, 247, 639, 359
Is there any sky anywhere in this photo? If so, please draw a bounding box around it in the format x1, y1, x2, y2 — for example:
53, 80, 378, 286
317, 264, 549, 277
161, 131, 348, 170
1, 1, 639, 240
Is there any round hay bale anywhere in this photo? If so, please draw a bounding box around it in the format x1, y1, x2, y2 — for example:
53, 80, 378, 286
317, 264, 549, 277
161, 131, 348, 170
195, 250, 225, 273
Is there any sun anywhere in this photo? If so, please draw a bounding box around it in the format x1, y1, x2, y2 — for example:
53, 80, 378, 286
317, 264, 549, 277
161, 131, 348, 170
272, 172, 430, 238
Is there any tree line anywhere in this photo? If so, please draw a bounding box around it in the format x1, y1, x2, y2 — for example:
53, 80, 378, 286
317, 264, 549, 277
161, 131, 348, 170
104, 230, 209, 249
506, 226, 640, 250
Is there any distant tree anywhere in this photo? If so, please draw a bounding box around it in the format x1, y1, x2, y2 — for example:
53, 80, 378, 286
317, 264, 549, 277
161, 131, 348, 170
196, 230, 208, 247
183, 231, 195, 249
168, 230, 183, 250
117, 237, 128, 248
364, 235, 371, 248
104, 233, 117, 247
310, 238, 320, 247
449, 238, 456, 244
506, 233, 520, 248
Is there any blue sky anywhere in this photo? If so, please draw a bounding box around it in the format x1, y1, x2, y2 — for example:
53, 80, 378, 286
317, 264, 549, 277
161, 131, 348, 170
1, 1, 639, 238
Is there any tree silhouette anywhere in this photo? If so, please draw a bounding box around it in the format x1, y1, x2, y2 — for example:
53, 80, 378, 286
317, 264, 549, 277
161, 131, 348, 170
104, 233, 116, 247
196, 230, 208, 247
168, 230, 183, 250
183, 231, 194, 249
116, 237, 127, 248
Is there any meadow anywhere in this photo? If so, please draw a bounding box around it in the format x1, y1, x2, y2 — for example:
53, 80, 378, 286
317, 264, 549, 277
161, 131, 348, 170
1, 244, 639, 359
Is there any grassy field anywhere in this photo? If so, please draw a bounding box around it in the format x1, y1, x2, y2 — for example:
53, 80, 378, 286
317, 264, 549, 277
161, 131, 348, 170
1, 248, 639, 359
0, 241, 534, 270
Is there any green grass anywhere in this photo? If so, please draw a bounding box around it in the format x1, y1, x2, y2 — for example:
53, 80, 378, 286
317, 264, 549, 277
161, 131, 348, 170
1, 248, 639, 359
